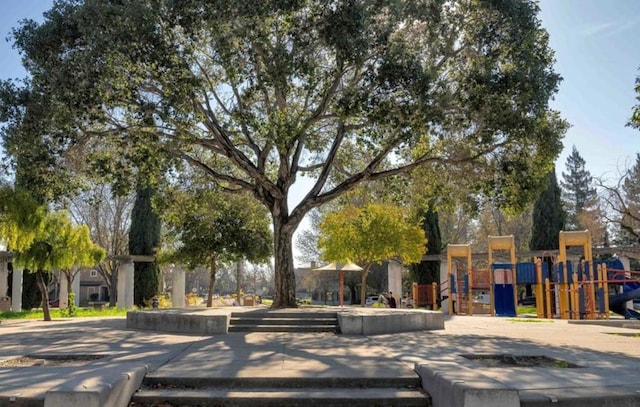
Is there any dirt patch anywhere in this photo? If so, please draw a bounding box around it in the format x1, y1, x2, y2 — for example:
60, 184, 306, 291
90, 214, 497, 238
461, 354, 582, 368
0, 354, 107, 367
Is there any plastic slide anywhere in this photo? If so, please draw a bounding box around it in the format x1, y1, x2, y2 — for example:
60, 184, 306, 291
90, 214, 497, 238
609, 283, 640, 319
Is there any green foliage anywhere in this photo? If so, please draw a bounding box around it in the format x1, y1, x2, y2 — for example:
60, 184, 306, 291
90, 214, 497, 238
0, 186, 46, 252
14, 211, 106, 272
0, 306, 127, 320
2, 0, 567, 307
531, 168, 566, 250
160, 185, 273, 269
60, 292, 77, 317
411, 205, 442, 285
319, 204, 426, 266
318, 203, 426, 304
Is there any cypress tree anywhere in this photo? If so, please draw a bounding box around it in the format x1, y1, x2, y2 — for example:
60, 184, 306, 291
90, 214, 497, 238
531, 168, 566, 251
411, 205, 442, 284
560, 146, 596, 229
129, 186, 161, 307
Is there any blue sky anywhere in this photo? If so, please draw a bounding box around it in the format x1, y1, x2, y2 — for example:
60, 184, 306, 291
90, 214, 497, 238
0, 1, 639, 182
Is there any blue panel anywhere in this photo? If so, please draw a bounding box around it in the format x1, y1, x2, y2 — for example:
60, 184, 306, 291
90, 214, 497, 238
493, 284, 516, 317
492, 263, 512, 270
516, 262, 536, 284
450, 274, 456, 293
463, 274, 469, 293
607, 259, 624, 271
541, 262, 549, 280
558, 262, 575, 284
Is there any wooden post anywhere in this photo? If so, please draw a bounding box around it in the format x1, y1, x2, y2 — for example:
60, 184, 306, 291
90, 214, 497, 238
432, 282, 438, 311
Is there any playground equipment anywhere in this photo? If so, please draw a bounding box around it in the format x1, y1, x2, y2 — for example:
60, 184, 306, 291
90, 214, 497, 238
446, 244, 473, 315
426, 229, 640, 320
487, 235, 517, 317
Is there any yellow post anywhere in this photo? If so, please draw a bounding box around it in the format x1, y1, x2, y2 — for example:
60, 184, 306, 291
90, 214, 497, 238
558, 230, 593, 320
571, 272, 580, 319
545, 278, 552, 319
535, 258, 544, 318
412, 282, 418, 309
447, 244, 472, 315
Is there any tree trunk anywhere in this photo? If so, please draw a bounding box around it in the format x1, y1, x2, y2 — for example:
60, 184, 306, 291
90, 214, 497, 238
272, 219, 297, 308
109, 264, 118, 307
65, 270, 73, 307
36, 270, 51, 321
359, 264, 372, 307
235, 260, 242, 302
206, 255, 217, 308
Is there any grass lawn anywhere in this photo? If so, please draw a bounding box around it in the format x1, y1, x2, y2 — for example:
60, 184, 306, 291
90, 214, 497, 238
0, 307, 128, 320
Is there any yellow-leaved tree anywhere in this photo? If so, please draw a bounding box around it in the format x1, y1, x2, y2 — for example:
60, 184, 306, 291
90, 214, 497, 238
318, 204, 426, 306
15, 211, 105, 320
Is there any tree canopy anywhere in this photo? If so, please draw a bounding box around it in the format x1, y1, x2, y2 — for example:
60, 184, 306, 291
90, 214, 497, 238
1, 0, 566, 307
160, 181, 272, 306
318, 203, 426, 305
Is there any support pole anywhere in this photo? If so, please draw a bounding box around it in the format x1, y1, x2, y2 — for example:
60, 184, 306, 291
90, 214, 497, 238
11, 268, 22, 312
117, 258, 135, 310
172, 267, 185, 308
0, 258, 8, 299
339, 270, 344, 307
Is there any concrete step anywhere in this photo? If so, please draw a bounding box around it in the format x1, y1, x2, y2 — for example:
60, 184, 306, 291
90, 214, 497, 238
230, 317, 338, 325
231, 311, 338, 319
229, 312, 339, 333
228, 324, 338, 333
130, 387, 430, 406
142, 376, 422, 389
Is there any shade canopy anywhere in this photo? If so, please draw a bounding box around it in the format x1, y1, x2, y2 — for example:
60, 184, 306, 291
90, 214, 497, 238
312, 261, 363, 307
313, 261, 363, 272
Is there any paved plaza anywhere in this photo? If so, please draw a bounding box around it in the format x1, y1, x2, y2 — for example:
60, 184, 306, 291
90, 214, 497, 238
1, 311, 640, 406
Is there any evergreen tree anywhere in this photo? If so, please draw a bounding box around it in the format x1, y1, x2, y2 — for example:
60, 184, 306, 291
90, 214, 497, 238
531, 168, 566, 250
620, 154, 640, 242
129, 186, 161, 307
411, 205, 442, 285
560, 146, 596, 229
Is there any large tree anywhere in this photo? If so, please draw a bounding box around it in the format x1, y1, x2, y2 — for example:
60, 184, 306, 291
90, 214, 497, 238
560, 146, 597, 230
1, 0, 565, 307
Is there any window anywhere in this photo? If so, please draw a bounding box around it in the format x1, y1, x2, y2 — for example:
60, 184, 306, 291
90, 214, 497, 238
89, 270, 98, 278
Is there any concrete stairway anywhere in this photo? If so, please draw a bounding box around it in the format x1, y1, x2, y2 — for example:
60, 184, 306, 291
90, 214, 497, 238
130, 375, 430, 406
228, 311, 340, 333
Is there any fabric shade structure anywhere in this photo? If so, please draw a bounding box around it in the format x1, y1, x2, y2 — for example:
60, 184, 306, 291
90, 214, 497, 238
313, 261, 363, 306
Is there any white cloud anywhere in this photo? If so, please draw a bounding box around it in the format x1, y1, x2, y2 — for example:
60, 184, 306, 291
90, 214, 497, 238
580, 17, 640, 37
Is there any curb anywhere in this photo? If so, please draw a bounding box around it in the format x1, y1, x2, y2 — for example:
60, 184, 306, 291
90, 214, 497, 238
44, 364, 147, 407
